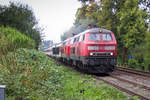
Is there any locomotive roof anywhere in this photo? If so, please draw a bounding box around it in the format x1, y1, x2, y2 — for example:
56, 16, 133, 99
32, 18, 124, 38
71, 28, 112, 39
85, 28, 112, 33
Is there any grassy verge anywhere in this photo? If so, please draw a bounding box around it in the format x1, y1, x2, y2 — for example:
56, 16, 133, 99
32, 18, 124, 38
54, 65, 138, 100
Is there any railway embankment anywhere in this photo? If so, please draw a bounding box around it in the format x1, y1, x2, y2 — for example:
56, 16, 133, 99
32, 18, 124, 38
0, 48, 138, 100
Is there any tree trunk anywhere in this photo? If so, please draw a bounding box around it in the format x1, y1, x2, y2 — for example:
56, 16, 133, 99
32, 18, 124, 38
122, 47, 128, 64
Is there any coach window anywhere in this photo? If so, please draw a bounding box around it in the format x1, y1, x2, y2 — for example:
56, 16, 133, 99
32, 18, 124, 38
65, 41, 68, 45
63, 42, 66, 46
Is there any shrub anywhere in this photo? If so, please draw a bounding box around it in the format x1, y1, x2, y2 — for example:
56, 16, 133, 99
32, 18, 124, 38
0, 26, 35, 55
143, 30, 150, 71
0, 48, 63, 99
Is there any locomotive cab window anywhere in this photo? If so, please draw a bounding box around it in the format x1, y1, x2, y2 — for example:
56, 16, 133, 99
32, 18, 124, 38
102, 33, 113, 41
88, 33, 100, 41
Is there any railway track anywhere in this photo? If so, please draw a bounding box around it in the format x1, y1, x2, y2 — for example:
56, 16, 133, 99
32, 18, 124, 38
93, 67, 150, 100
117, 67, 150, 77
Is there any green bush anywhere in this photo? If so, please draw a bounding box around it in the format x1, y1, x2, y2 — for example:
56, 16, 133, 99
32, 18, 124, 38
127, 58, 144, 70
0, 26, 35, 55
143, 30, 150, 71
0, 48, 63, 100
126, 30, 150, 72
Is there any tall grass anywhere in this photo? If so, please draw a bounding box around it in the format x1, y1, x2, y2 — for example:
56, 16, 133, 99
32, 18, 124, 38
0, 26, 35, 55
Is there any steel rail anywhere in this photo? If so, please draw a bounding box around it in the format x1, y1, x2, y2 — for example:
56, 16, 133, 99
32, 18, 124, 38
93, 75, 150, 100
117, 67, 150, 77
110, 74, 150, 90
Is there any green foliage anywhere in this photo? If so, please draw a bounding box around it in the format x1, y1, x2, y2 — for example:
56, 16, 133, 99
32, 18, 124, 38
0, 26, 35, 55
126, 43, 145, 70
128, 59, 142, 69
0, 48, 139, 99
124, 30, 150, 71
0, 2, 42, 48
117, 0, 148, 48
116, 0, 149, 64
143, 30, 150, 71
0, 48, 63, 99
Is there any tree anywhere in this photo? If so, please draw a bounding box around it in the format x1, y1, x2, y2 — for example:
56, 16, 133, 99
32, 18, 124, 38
143, 26, 150, 70
0, 2, 42, 49
117, 0, 148, 63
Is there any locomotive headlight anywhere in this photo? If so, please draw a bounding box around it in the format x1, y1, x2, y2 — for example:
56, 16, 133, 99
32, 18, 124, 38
110, 52, 113, 55
104, 46, 115, 50
90, 52, 93, 56
88, 46, 99, 50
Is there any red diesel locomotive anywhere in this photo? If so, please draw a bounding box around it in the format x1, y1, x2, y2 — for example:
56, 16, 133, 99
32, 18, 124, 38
49, 28, 117, 73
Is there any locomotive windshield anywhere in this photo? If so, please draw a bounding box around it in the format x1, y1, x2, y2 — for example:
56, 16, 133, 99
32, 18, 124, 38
102, 33, 113, 41
88, 33, 100, 41
88, 33, 113, 41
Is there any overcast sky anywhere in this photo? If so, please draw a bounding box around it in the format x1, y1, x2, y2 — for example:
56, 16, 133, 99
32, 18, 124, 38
0, 0, 81, 43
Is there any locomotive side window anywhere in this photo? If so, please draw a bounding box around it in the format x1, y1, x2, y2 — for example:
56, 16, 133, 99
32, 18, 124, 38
70, 39, 74, 44
83, 34, 85, 41
73, 37, 79, 43
76, 36, 79, 42
73, 38, 76, 43
89, 33, 100, 41
79, 35, 83, 42
79, 34, 85, 42
102, 33, 113, 41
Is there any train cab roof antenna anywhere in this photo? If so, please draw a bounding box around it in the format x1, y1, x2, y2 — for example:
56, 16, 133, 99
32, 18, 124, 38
88, 24, 93, 29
